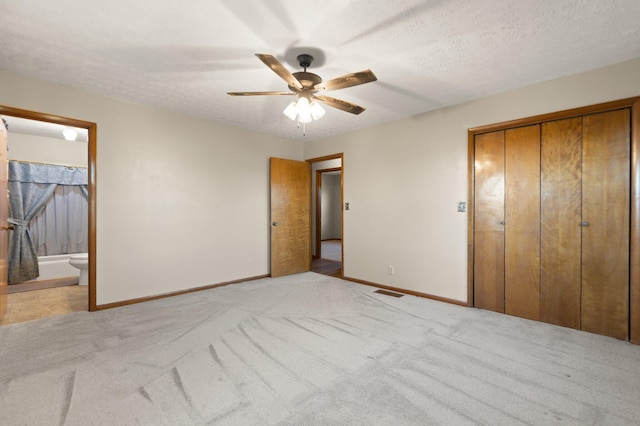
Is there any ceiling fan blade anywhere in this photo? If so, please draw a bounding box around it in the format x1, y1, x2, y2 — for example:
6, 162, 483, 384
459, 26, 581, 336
227, 91, 295, 96
316, 70, 377, 91
255, 54, 303, 90
313, 95, 366, 115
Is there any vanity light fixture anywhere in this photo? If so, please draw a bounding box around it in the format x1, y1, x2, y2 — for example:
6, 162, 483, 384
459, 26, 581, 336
62, 127, 78, 141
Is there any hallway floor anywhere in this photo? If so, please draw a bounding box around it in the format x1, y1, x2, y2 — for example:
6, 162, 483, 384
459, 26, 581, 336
311, 258, 342, 277
0, 285, 87, 326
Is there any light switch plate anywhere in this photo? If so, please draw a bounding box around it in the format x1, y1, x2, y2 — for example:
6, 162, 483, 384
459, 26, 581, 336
457, 201, 466, 212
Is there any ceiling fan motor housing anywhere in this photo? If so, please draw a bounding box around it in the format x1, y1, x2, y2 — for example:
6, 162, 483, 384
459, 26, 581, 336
290, 72, 322, 91
297, 54, 314, 70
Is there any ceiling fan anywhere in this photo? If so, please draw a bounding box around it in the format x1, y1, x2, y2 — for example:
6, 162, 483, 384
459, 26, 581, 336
228, 53, 377, 125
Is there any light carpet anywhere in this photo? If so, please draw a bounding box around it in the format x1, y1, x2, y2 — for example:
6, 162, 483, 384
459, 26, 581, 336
1, 272, 640, 425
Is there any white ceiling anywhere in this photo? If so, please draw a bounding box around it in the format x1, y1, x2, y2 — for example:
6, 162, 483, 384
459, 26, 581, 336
1, 0, 639, 142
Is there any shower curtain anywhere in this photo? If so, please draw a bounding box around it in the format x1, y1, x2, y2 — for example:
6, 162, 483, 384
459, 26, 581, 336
30, 185, 88, 256
7, 161, 87, 284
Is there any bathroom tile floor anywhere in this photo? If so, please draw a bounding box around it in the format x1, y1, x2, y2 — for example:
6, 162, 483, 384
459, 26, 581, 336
0, 285, 88, 326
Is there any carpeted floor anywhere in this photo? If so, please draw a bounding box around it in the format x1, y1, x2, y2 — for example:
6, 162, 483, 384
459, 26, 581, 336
1, 272, 640, 425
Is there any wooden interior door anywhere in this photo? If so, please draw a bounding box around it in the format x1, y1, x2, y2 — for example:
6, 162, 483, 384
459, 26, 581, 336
581, 109, 630, 340
504, 125, 541, 320
540, 118, 583, 329
473, 130, 505, 312
0, 118, 8, 320
270, 157, 311, 277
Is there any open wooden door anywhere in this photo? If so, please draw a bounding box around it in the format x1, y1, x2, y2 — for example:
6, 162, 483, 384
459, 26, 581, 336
0, 118, 8, 320
270, 157, 311, 277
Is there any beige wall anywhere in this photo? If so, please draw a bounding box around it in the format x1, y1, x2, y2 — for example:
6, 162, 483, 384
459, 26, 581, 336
2, 57, 640, 306
0, 71, 302, 305
321, 173, 342, 240
304, 58, 640, 302
7, 132, 88, 167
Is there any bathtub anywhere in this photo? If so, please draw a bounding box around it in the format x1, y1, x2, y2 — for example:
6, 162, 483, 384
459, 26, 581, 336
25, 253, 85, 282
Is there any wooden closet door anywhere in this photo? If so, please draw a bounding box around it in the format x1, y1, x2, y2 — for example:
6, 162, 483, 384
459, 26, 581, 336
505, 125, 540, 320
581, 109, 630, 340
540, 118, 582, 329
474, 130, 505, 312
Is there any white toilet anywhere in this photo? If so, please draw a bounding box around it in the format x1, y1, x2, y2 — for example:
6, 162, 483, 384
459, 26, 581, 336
69, 254, 89, 286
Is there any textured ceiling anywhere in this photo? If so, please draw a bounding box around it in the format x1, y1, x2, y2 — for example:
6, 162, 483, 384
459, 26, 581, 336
1, 0, 639, 142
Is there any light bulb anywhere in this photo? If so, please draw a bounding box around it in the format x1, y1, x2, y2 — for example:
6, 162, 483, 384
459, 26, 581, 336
309, 101, 325, 120
298, 111, 313, 124
62, 127, 78, 141
283, 101, 298, 120
296, 97, 310, 114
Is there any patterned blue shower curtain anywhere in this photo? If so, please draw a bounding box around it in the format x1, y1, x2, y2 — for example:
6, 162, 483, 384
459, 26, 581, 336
7, 161, 87, 284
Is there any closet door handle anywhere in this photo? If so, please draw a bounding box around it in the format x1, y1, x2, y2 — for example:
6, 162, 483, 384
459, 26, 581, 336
580, 221, 590, 227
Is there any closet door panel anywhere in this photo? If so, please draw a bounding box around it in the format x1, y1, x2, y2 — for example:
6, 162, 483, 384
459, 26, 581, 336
474, 131, 505, 312
540, 118, 582, 329
505, 125, 541, 320
581, 109, 630, 340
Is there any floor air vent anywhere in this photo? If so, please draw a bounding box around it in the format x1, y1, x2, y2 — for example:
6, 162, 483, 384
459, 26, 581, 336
374, 289, 404, 298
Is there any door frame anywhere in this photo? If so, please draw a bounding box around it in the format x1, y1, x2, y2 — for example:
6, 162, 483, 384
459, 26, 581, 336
0, 105, 98, 312
307, 153, 344, 268
467, 96, 640, 343
0, 117, 7, 320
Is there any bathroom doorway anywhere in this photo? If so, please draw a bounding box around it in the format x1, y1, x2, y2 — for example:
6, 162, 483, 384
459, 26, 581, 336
0, 106, 96, 325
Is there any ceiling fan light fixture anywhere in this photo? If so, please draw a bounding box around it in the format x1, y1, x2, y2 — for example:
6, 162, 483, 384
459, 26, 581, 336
310, 101, 325, 120
283, 101, 298, 120
298, 110, 313, 124
296, 96, 310, 111
282, 96, 325, 124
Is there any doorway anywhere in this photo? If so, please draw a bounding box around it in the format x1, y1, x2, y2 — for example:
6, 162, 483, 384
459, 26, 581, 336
308, 154, 343, 278
0, 105, 96, 325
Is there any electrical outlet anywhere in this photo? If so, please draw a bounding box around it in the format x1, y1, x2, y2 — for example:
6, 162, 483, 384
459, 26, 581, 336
457, 201, 466, 212
247, 258, 253, 265
388, 265, 395, 275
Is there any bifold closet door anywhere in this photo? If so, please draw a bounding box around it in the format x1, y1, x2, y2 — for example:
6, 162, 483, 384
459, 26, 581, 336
474, 130, 505, 312
474, 108, 631, 339
581, 109, 630, 340
474, 126, 541, 319
504, 125, 540, 320
540, 118, 582, 329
